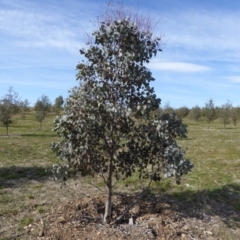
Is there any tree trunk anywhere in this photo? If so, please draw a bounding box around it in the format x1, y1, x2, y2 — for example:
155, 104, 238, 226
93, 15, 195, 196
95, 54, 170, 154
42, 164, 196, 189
6, 126, 9, 136
103, 156, 113, 223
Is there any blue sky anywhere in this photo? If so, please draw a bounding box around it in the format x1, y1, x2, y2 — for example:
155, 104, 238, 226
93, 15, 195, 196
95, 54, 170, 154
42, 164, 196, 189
0, 0, 240, 108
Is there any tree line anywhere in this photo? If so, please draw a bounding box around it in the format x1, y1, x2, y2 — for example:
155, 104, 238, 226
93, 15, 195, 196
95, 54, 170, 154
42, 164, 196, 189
1, 87, 239, 135
0, 87, 64, 135
159, 99, 240, 129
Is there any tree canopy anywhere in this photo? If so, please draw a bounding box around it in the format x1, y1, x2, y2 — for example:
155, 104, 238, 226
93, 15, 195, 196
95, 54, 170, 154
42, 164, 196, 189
53, 95, 64, 114
220, 100, 232, 128
203, 99, 218, 129
34, 95, 51, 129
189, 105, 201, 124
0, 87, 20, 135
52, 8, 193, 223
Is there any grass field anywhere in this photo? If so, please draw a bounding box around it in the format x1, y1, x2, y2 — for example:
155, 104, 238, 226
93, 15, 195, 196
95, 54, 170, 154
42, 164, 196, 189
0, 112, 240, 239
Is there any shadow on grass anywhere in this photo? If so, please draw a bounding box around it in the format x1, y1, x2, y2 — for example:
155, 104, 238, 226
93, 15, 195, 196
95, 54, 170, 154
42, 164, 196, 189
146, 183, 240, 229
0, 165, 52, 188
21, 133, 57, 137
177, 185, 239, 227
110, 182, 240, 229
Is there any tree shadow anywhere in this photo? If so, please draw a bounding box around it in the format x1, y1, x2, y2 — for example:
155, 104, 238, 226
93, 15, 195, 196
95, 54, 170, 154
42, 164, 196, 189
0, 165, 52, 188
111, 183, 240, 230
144, 184, 239, 229
169, 184, 239, 228
21, 133, 57, 137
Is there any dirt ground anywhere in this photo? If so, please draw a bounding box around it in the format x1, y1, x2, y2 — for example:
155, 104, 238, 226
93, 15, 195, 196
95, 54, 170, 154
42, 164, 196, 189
24, 191, 240, 240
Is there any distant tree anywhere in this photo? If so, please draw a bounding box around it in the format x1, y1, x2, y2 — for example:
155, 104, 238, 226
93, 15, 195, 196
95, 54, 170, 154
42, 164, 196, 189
202, 99, 218, 129
51, 5, 193, 224
175, 106, 189, 120
215, 106, 221, 118
18, 99, 31, 119
220, 100, 232, 128
53, 96, 64, 114
0, 87, 20, 135
163, 102, 175, 115
189, 105, 201, 124
231, 107, 240, 126
34, 95, 51, 129
151, 107, 163, 119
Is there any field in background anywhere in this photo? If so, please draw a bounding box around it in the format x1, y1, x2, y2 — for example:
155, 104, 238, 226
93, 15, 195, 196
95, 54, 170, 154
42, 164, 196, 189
0, 111, 240, 239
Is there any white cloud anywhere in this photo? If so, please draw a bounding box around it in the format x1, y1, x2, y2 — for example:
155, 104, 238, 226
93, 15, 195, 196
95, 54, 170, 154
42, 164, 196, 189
226, 76, 240, 83
0, 1, 94, 53
157, 9, 240, 62
148, 61, 211, 72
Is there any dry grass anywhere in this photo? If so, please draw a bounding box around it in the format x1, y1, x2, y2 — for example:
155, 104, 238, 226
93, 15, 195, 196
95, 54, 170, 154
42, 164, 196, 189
0, 113, 240, 239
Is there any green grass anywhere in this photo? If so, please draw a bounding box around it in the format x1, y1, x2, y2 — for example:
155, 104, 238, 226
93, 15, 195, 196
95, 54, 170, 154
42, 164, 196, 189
0, 113, 240, 238
179, 119, 240, 191
142, 119, 240, 219
0, 112, 58, 167
36, 206, 45, 214
18, 216, 34, 230
0, 112, 60, 238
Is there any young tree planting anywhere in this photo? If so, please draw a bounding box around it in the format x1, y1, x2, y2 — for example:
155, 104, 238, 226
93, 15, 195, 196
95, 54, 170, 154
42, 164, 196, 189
52, 95, 64, 114
232, 107, 240, 126
163, 101, 175, 115
19, 99, 31, 119
189, 105, 201, 124
52, 4, 193, 224
0, 87, 20, 135
176, 106, 189, 120
220, 100, 232, 128
34, 95, 51, 129
203, 99, 218, 129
